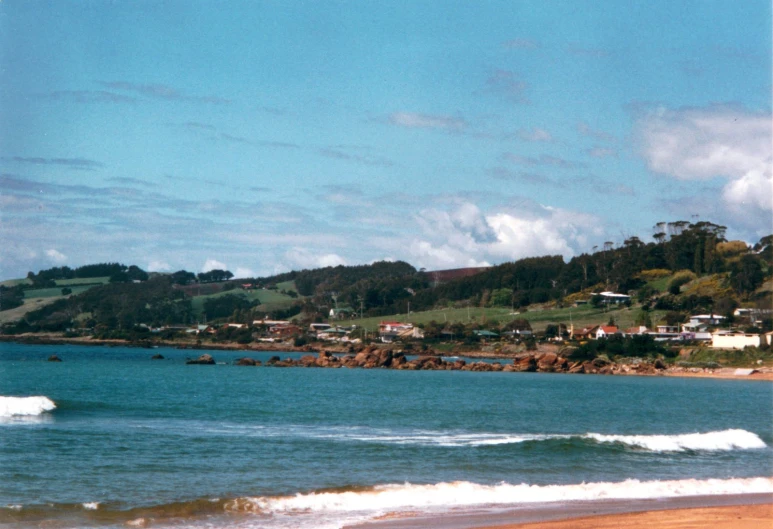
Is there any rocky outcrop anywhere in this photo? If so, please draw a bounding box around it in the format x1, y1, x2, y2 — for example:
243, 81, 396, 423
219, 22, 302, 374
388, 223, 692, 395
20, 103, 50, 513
151, 354, 164, 360
235, 357, 261, 366
48, 354, 62, 362
185, 343, 669, 376
186, 354, 215, 365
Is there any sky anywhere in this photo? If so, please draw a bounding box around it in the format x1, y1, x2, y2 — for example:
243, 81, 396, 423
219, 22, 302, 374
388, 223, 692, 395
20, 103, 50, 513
1, 0, 771, 280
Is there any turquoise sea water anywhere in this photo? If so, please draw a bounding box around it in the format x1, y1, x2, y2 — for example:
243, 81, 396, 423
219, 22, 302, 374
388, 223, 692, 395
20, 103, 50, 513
1, 343, 771, 528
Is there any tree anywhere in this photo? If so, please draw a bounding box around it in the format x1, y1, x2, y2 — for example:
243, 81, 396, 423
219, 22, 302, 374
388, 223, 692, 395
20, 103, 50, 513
729, 254, 764, 294
171, 270, 197, 285
490, 288, 513, 307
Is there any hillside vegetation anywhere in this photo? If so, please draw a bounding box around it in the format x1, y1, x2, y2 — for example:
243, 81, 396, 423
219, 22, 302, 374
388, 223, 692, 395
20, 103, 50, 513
1, 221, 771, 339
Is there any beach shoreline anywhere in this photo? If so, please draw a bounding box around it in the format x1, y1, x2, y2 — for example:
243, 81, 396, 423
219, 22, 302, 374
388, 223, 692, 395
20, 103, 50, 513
347, 495, 773, 529
2, 334, 772, 381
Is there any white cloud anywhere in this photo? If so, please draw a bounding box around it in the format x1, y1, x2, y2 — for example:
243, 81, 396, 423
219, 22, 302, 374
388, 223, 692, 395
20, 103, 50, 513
147, 260, 171, 272
406, 202, 604, 270
283, 248, 347, 270
45, 249, 67, 263
388, 112, 466, 131
202, 258, 227, 272
234, 267, 254, 279
636, 105, 772, 217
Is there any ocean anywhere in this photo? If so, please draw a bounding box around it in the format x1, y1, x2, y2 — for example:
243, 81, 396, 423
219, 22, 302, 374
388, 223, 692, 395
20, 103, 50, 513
1, 342, 771, 528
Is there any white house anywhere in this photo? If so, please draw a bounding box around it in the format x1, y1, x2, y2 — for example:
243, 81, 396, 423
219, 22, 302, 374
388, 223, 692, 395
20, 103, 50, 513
711, 331, 766, 350
592, 292, 631, 304
689, 314, 726, 326
595, 325, 620, 339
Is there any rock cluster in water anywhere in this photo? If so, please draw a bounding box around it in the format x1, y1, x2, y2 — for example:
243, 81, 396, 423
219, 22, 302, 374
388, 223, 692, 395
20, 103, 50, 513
225, 346, 668, 375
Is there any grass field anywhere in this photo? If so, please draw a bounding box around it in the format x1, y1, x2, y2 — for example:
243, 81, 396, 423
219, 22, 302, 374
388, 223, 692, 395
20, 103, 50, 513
0, 297, 61, 324
0, 278, 32, 287
275, 280, 298, 293
190, 287, 298, 317
647, 274, 674, 292
55, 277, 110, 286
23, 285, 94, 299
344, 303, 667, 333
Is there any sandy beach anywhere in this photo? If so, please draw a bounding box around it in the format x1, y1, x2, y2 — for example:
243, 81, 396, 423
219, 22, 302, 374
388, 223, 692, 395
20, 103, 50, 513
478, 502, 773, 529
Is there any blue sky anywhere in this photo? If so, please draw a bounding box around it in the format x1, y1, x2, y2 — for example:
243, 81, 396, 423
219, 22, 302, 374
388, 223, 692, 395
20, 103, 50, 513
1, 0, 771, 279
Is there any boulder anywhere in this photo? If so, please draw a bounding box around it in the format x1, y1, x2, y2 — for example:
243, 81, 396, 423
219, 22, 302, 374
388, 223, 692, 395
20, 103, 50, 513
591, 355, 611, 368
654, 358, 667, 370
581, 361, 596, 374
47, 354, 62, 362
186, 354, 215, 365
513, 354, 537, 372
150, 354, 165, 360
391, 354, 407, 367
537, 352, 558, 371
299, 355, 318, 367
568, 361, 585, 374
376, 349, 393, 368
235, 357, 257, 366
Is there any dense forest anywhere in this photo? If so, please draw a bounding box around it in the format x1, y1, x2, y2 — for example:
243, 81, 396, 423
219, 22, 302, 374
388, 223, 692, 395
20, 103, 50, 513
2, 221, 771, 335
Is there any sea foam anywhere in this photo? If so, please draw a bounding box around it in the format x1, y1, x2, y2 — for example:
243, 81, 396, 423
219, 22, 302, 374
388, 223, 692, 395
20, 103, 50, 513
0, 396, 56, 418
584, 429, 768, 451
237, 476, 773, 515
282, 426, 767, 451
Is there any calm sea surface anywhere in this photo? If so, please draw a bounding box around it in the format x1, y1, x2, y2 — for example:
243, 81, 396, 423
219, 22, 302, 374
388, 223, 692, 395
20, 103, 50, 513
1, 343, 771, 528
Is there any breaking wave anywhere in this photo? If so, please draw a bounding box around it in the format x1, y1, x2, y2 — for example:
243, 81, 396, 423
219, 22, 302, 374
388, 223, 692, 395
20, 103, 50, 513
5, 477, 770, 529
584, 429, 767, 451
237, 476, 773, 516
0, 396, 56, 418
226, 425, 767, 452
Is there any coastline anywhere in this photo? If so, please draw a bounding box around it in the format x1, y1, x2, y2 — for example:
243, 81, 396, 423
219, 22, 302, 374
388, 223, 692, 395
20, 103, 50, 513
1, 334, 771, 381
476, 503, 773, 529
348, 495, 773, 529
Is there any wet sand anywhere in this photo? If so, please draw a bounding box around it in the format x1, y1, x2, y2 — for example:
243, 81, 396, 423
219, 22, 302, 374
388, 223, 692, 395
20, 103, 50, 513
477, 502, 773, 529
349, 494, 773, 529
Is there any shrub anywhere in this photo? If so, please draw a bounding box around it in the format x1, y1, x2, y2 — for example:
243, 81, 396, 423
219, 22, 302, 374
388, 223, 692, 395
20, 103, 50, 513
668, 270, 697, 294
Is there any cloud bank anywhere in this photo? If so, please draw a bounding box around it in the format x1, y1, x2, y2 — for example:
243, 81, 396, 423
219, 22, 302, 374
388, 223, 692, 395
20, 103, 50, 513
636, 104, 772, 229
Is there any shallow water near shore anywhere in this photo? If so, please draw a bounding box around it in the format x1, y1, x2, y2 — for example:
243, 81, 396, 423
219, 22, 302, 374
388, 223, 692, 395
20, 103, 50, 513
1, 343, 771, 528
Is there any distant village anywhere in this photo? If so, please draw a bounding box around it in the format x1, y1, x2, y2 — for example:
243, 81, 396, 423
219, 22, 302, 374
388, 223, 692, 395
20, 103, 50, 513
146, 290, 772, 352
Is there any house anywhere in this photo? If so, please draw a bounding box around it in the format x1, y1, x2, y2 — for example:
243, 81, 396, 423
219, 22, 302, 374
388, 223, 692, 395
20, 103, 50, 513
573, 325, 599, 340
378, 321, 415, 343
474, 330, 499, 339
253, 319, 290, 327
317, 327, 349, 341
624, 326, 649, 336
502, 329, 533, 339
711, 331, 766, 350
689, 314, 726, 326
595, 325, 620, 339
657, 325, 679, 334
591, 292, 631, 304
269, 324, 301, 338
329, 307, 354, 320
310, 323, 332, 332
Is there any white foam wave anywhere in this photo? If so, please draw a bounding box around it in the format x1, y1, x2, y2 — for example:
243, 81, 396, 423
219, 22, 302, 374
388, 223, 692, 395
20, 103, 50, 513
82, 502, 99, 510
235, 477, 773, 519
0, 396, 56, 418
585, 429, 768, 452
195, 424, 767, 452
